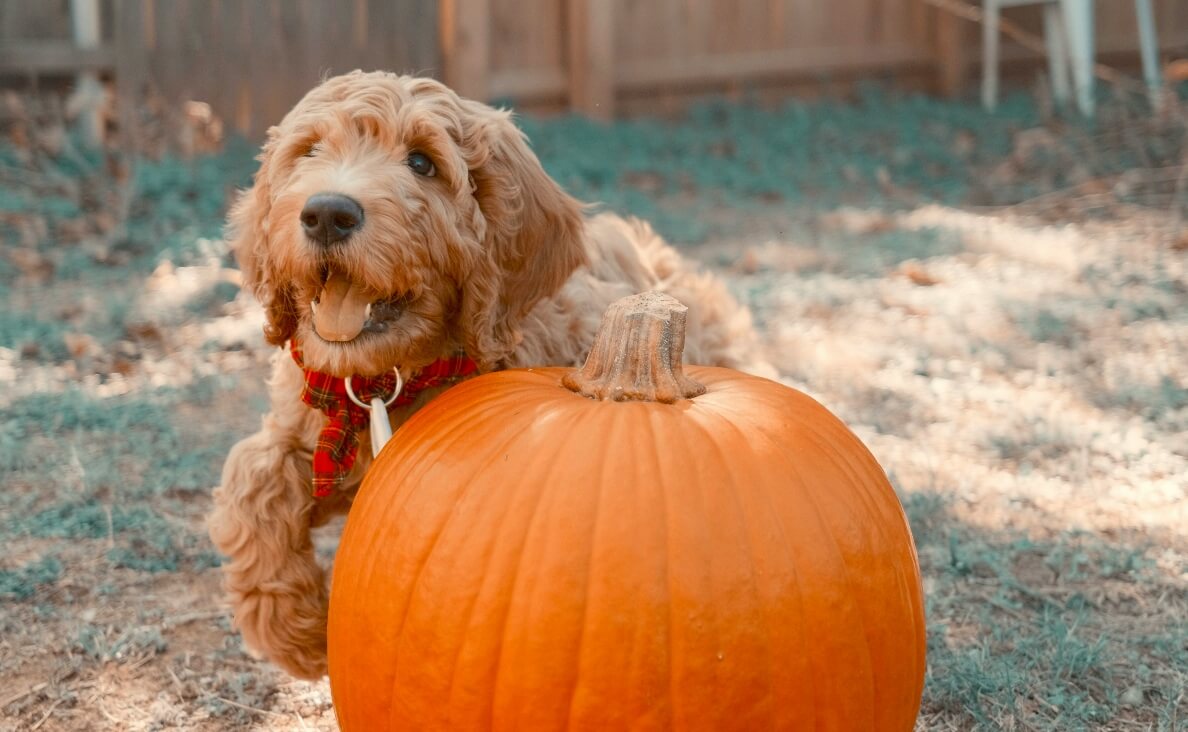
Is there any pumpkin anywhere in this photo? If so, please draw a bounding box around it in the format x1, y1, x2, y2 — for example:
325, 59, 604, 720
328, 292, 926, 731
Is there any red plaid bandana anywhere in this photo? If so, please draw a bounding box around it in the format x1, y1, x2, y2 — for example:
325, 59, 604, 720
290, 339, 479, 498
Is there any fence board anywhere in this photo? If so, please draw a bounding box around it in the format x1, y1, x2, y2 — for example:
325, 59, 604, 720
0, 0, 75, 41
4, 0, 1188, 133
442, 0, 489, 101
113, 0, 142, 144
619, 44, 934, 91
0, 42, 112, 72
566, 0, 613, 118
116, 0, 439, 138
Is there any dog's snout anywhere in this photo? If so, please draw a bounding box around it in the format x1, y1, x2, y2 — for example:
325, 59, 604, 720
300, 193, 364, 245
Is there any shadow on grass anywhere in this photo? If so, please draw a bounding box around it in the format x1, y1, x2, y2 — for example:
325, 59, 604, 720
902, 490, 1187, 731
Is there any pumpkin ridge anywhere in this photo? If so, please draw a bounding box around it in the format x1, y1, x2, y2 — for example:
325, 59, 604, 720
691, 407, 781, 726
655, 410, 680, 731
739, 424, 819, 729
561, 401, 614, 729
333, 409, 505, 727
541, 400, 621, 728
699, 379, 908, 563
442, 430, 549, 728
383, 416, 533, 721
682, 380, 823, 724
678, 411, 756, 726
387, 393, 587, 726
722, 406, 826, 727
661, 409, 703, 727
798, 420, 895, 724
640, 407, 680, 728
791, 416, 902, 564
419, 377, 553, 425
337, 412, 501, 720
486, 400, 590, 728
796, 414, 900, 531
782, 410, 926, 722
744, 411, 881, 726
476, 417, 576, 726
348, 399, 490, 586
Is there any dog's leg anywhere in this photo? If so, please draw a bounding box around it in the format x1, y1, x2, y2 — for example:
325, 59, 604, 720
209, 351, 333, 679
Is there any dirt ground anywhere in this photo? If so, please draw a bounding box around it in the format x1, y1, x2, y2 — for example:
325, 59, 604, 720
2, 88, 1187, 730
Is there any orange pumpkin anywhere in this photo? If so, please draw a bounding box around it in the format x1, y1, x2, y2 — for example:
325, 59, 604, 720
328, 293, 926, 731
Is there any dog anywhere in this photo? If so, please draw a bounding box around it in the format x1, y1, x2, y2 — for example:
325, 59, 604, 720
208, 70, 773, 679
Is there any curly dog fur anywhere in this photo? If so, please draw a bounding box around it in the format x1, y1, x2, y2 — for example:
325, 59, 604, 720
208, 70, 773, 678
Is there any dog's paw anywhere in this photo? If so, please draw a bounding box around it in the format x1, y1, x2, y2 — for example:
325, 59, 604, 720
233, 586, 330, 679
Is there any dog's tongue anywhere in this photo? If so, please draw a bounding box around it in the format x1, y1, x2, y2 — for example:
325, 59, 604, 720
314, 271, 372, 342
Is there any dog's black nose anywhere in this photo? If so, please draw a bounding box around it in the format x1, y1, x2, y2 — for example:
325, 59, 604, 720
300, 193, 363, 245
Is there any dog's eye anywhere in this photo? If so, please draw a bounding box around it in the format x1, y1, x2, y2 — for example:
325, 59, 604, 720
303, 144, 319, 158
407, 151, 436, 177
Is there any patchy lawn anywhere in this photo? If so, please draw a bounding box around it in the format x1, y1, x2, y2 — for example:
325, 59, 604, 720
2, 88, 1186, 730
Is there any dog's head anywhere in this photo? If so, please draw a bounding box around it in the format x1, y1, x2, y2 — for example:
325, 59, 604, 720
228, 71, 586, 376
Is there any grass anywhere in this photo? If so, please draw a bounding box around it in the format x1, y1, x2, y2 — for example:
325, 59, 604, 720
521, 86, 1039, 210
905, 493, 1187, 731
1, 386, 240, 576
0, 555, 62, 601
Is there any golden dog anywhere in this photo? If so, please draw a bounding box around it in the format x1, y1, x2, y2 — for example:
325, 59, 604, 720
209, 70, 772, 678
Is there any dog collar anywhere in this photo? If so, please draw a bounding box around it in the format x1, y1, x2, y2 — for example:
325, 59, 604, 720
289, 339, 479, 498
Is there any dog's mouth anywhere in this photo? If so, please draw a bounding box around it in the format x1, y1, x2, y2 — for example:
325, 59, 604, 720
309, 268, 407, 342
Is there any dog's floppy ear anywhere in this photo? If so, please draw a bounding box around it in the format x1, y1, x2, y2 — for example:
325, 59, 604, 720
226, 130, 297, 346
457, 104, 586, 368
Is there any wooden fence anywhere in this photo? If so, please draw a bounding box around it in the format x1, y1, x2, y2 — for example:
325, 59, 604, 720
477, 0, 1188, 116
470, 0, 939, 115
118, 0, 438, 140
2, 0, 1187, 139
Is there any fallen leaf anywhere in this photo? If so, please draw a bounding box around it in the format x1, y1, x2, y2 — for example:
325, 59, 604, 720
901, 261, 941, 287
7, 248, 54, 280
63, 332, 101, 359
736, 248, 763, 275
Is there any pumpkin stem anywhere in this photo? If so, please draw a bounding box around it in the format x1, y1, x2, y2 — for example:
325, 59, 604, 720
562, 292, 707, 403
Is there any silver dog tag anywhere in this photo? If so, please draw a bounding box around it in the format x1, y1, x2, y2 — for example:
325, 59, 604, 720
345, 369, 404, 459
370, 397, 393, 457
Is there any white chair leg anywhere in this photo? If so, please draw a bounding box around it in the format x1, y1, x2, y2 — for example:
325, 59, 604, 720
1042, 2, 1071, 107
1062, 0, 1095, 117
982, 0, 1001, 110
1133, 0, 1162, 109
